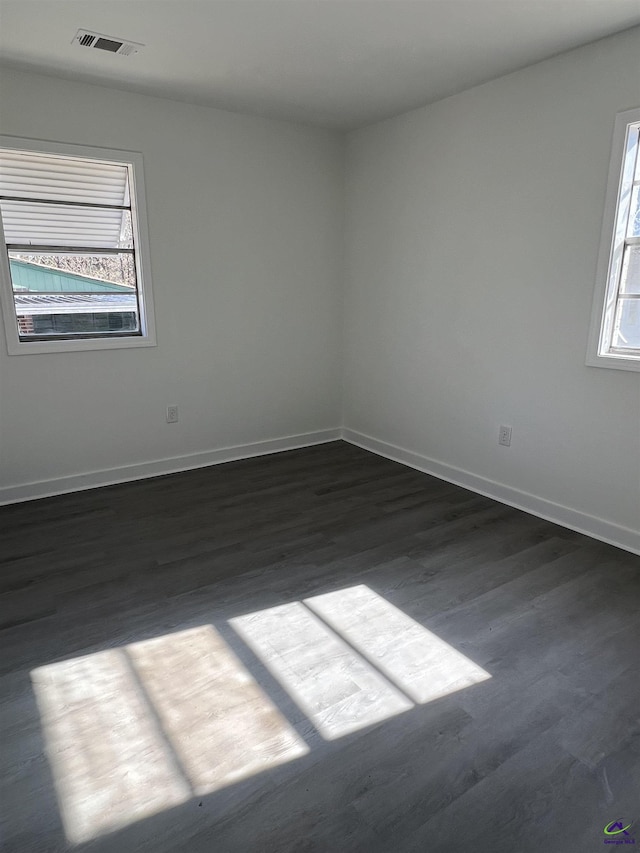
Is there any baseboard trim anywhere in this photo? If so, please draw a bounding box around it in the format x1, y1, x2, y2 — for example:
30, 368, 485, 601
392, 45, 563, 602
0, 428, 342, 506
342, 428, 640, 557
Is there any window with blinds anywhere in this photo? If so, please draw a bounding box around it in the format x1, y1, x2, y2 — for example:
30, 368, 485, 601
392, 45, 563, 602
0, 137, 155, 354
588, 108, 640, 371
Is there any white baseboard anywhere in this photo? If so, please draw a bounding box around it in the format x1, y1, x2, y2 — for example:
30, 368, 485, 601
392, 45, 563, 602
342, 428, 640, 557
3, 426, 638, 558
0, 428, 341, 506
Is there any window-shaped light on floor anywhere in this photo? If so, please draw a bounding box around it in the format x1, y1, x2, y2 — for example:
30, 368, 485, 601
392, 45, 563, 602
304, 585, 491, 704
230, 600, 413, 740
30, 626, 308, 845
229, 585, 490, 741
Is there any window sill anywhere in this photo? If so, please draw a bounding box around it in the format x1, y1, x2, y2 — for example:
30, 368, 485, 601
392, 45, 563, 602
585, 352, 640, 373
5, 333, 157, 356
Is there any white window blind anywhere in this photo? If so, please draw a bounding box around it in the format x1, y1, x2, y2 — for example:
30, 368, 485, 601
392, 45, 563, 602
0, 150, 130, 249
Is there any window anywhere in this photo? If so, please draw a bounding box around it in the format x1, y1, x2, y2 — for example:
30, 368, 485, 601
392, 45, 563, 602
587, 108, 640, 371
0, 137, 156, 354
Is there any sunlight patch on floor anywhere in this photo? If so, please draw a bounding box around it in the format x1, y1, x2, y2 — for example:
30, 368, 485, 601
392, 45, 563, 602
127, 626, 308, 791
305, 585, 491, 704
31, 626, 308, 844
32, 586, 490, 844
229, 584, 490, 740
230, 600, 413, 739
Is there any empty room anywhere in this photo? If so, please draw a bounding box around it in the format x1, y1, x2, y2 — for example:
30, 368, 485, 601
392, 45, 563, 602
0, 1, 639, 851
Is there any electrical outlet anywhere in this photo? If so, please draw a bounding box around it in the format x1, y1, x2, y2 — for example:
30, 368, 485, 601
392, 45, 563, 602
166, 405, 179, 424
498, 425, 512, 447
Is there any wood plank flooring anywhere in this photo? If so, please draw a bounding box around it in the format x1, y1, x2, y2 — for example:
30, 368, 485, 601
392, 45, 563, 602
1, 440, 639, 853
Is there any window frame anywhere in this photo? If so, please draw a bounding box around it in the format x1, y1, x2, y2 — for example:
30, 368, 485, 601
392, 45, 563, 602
0, 135, 157, 355
586, 107, 640, 372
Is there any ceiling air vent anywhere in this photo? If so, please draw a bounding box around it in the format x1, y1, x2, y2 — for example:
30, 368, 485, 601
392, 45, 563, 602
72, 29, 144, 56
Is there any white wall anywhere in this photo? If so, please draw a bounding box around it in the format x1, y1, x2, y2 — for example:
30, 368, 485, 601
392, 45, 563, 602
344, 28, 640, 545
0, 69, 344, 497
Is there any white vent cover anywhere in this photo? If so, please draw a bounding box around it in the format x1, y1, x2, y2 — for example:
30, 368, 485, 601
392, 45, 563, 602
72, 29, 144, 56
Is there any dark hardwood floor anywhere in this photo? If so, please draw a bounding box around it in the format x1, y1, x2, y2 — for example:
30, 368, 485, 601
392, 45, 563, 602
1, 441, 639, 853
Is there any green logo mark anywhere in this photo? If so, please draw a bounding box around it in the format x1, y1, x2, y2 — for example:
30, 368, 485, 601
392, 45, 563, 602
604, 821, 632, 837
